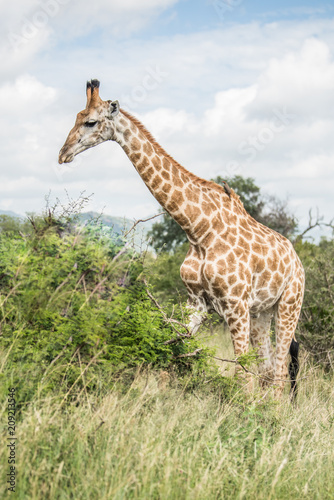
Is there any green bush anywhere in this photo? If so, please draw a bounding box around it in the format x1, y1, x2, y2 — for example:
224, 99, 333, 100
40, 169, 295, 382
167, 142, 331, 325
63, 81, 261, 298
146, 242, 189, 305
0, 215, 208, 407
297, 238, 334, 368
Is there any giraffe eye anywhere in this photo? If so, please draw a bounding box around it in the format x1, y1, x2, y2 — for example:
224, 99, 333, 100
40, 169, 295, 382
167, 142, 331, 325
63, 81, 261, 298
85, 121, 98, 127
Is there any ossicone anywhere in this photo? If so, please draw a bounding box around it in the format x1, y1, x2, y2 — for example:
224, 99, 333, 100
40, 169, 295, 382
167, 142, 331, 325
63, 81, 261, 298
87, 79, 100, 90
86, 79, 101, 108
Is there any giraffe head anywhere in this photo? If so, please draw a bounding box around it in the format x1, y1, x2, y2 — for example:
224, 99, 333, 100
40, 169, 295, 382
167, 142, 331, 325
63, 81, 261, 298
58, 79, 120, 164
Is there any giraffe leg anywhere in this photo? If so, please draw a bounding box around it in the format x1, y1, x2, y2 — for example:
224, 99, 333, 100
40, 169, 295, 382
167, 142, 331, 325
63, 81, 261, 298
273, 274, 304, 398
224, 301, 253, 391
186, 298, 208, 335
250, 310, 275, 388
180, 248, 208, 335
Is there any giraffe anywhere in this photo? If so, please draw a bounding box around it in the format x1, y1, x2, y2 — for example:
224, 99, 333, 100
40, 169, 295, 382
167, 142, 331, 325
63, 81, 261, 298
59, 79, 305, 398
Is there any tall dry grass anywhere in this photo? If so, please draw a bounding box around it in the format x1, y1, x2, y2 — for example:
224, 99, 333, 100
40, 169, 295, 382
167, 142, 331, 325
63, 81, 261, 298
1, 351, 333, 499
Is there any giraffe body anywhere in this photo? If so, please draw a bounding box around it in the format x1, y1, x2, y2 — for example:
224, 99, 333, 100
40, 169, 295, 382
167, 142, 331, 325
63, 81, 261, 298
59, 80, 305, 397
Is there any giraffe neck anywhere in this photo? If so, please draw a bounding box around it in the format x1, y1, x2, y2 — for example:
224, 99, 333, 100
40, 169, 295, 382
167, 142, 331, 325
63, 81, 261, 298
114, 109, 233, 244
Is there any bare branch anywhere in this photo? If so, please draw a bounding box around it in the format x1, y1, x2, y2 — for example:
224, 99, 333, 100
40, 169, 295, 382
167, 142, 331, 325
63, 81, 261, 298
294, 208, 334, 245
173, 348, 202, 359
212, 355, 309, 383
211, 355, 258, 376
79, 277, 108, 310
164, 336, 191, 345
27, 215, 38, 233
144, 280, 191, 341
112, 241, 131, 261
123, 212, 165, 238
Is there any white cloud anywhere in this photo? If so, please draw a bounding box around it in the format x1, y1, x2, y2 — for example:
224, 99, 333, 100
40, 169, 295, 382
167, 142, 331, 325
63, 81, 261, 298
0, 0, 180, 80
1, 15, 334, 236
53, 0, 180, 39
203, 86, 258, 135
0, 75, 56, 112
136, 36, 334, 231
0, 76, 58, 178
246, 38, 334, 121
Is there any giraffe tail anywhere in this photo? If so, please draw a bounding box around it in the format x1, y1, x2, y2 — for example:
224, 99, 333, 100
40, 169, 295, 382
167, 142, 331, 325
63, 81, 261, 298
288, 336, 300, 401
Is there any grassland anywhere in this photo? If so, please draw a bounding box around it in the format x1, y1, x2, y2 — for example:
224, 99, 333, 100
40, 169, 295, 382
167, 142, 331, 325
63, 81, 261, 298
1, 328, 334, 500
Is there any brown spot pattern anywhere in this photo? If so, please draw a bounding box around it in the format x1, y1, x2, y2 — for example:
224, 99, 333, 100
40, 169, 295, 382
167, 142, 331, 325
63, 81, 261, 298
86, 108, 306, 397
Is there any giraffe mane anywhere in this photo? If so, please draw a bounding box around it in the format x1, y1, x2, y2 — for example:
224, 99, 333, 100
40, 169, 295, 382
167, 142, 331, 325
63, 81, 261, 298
120, 108, 240, 203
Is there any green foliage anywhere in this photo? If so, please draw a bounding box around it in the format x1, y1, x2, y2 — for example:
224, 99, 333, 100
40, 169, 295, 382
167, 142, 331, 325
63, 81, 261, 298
297, 238, 334, 368
0, 214, 25, 235
236, 347, 261, 368
1, 198, 334, 498
146, 243, 189, 304
216, 174, 264, 219
0, 213, 207, 407
218, 175, 298, 239
148, 211, 186, 253
148, 175, 298, 252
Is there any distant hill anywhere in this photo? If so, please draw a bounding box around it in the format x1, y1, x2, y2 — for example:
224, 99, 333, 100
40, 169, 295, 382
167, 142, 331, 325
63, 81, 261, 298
78, 211, 156, 248
0, 210, 22, 218
78, 212, 135, 234
0, 210, 156, 247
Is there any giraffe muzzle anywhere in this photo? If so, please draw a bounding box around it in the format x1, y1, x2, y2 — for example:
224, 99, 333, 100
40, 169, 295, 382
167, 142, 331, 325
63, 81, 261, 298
58, 146, 74, 164
58, 154, 74, 164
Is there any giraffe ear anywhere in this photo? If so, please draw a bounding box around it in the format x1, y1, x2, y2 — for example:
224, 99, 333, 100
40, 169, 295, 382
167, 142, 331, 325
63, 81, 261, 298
109, 100, 120, 118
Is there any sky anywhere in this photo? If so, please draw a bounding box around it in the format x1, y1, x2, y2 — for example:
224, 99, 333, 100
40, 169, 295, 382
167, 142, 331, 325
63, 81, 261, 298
1, 0, 334, 238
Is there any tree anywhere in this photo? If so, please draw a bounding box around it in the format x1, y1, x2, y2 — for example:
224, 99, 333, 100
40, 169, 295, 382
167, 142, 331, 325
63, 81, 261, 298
257, 195, 298, 240
146, 243, 189, 304
0, 208, 207, 406
148, 210, 186, 253
215, 175, 264, 220
0, 215, 24, 234
297, 238, 334, 369
148, 175, 298, 252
